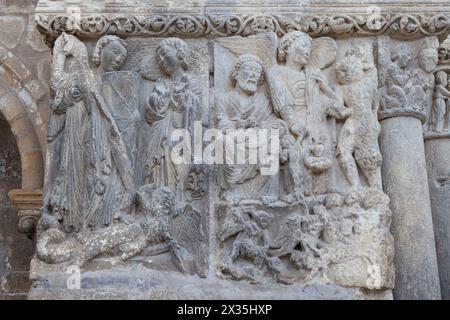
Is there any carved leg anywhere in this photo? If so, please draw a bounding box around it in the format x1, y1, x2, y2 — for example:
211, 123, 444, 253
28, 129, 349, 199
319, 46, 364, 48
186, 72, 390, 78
120, 236, 149, 261
336, 127, 358, 188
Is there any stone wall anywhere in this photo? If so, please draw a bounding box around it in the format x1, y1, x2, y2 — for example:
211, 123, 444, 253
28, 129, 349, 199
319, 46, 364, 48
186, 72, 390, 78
0, 0, 50, 299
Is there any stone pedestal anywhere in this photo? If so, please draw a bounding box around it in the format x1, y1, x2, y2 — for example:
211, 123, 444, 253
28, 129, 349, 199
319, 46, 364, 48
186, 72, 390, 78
424, 133, 450, 299
379, 115, 441, 300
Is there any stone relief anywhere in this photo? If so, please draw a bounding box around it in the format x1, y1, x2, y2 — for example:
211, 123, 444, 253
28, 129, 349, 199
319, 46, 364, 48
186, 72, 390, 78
33, 29, 395, 297
212, 32, 393, 289
35, 13, 450, 42
427, 35, 450, 135
37, 33, 208, 278
378, 36, 439, 123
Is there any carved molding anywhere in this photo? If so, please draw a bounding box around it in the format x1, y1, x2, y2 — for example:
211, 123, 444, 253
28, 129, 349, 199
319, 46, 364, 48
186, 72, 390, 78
8, 189, 43, 234
35, 13, 450, 43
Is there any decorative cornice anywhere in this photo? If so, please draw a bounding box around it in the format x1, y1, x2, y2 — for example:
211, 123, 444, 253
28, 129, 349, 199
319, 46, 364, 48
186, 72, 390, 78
35, 13, 450, 43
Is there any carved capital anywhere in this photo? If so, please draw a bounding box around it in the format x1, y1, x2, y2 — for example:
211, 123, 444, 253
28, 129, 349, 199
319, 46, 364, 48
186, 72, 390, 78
8, 189, 43, 235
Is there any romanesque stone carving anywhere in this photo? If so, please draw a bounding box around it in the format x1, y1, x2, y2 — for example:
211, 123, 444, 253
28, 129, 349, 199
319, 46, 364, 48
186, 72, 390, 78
32, 27, 394, 299
35, 13, 450, 43
212, 32, 393, 291
36, 33, 208, 279
378, 36, 439, 123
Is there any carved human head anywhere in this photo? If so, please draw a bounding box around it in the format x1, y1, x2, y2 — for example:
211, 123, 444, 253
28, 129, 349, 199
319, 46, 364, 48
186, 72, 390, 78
418, 47, 438, 74
93, 35, 128, 72
436, 71, 448, 85
278, 31, 312, 67
334, 56, 363, 85
391, 44, 412, 68
230, 54, 264, 95
156, 37, 188, 76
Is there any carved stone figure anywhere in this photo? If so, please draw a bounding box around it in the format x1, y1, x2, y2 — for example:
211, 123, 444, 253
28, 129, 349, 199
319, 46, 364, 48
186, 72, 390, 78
143, 38, 201, 203
267, 31, 350, 196
430, 71, 450, 132
382, 43, 411, 110
42, 33, 134, 233
215, 53, 284, 202
335, 55, 382, 190
93, 35, 141, 170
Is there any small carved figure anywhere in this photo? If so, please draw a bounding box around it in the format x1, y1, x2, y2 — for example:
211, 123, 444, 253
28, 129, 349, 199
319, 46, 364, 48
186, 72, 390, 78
383, 43, 412, 109
430, 71, 450, 132
335, 56, 382, 190
218, 207, 283, 282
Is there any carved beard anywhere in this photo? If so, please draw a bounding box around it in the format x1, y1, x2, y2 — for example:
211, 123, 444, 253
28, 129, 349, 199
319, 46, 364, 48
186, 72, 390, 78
237, 79, 258, 94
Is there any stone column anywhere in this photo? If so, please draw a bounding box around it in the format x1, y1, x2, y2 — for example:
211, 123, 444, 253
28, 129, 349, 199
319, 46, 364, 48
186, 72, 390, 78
424, 132, 450, 299
379, 111, 441, 299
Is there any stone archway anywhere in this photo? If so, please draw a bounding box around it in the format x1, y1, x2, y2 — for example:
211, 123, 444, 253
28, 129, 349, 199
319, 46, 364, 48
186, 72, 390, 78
0, 44, 45, 233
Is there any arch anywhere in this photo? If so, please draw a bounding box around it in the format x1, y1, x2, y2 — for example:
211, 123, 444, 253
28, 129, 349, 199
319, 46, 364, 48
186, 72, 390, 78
0, 46, 44, 190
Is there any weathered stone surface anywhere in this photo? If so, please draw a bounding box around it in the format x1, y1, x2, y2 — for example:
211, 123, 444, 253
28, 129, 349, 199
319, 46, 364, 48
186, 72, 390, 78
0, 16, 26, 50
2, 0, 450, 300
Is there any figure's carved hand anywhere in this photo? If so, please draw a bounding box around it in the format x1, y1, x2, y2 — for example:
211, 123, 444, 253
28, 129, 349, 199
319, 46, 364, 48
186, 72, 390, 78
290, 123, 307, 140
154, 79, 170, 98
245, 117, 258, 128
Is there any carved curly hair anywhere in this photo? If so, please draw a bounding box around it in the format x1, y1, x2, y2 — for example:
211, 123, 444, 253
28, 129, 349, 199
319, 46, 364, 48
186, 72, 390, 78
277, 31, 312, 62
335, 56, 363, 84
230, 54, 265, 86
92, 35, 128, 66
156, 37, 189, 70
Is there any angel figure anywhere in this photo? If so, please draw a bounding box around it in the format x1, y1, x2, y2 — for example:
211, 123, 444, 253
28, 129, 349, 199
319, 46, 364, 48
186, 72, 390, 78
93, 35, 141, 171
267, 31, 350, 196
41, 33, 134, 234
144, 37, 201, 203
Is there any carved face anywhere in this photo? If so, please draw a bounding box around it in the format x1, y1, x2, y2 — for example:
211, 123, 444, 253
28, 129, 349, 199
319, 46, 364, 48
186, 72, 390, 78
335, 57, 363, 85
418, 49, 438, 73
395, 50, 412, 69
235, 60, 262, 94
101, 40, 127, 71
287, 38, 312, 68
157, 45, 182, 76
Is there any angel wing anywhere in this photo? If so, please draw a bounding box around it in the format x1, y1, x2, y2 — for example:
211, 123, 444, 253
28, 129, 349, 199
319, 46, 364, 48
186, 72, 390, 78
214, 32, 278, 68
171, 204, 207, 277
309, 37, 337, 70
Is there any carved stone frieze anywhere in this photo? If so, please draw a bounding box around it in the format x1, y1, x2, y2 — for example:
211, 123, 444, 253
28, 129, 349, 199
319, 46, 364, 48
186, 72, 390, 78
35, 13, 450, 44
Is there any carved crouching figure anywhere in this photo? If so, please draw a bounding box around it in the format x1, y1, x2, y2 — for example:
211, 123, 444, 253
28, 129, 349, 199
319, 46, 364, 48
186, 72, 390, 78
335, 55, 382, 191
382, 44, 412, 109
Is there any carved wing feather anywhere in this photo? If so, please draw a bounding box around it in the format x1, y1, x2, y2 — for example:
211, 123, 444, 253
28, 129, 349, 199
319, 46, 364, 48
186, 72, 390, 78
215, 32, 278, 67
309, 37, 337, 70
